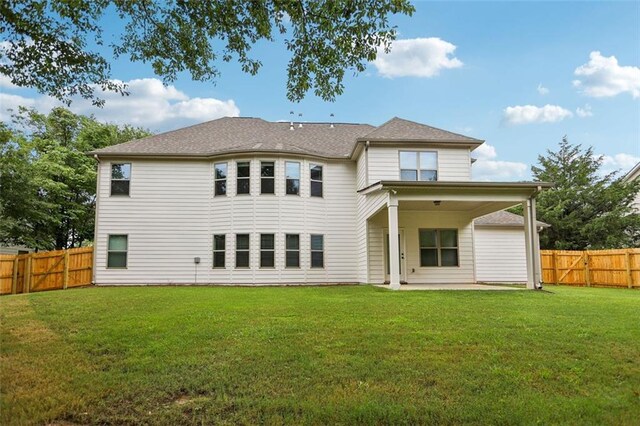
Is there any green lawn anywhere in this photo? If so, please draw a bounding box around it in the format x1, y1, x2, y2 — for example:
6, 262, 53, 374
1, 286, 639, 425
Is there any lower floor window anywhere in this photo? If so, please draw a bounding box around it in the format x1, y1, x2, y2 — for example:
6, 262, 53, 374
310, 234, 324, 268
260, 234, 275, 267
213, 234, 226, 268
419, 229, 458, 267
236, 234, 250, 267
285, 234, 300, 267
107, 235, 128, 268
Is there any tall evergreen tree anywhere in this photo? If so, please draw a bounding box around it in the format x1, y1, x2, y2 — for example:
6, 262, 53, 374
532, 136, 640, 249
0, 107, 150, 250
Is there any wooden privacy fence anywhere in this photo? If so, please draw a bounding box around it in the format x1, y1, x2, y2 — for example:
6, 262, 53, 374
0, 247, 93, 295
541, 248, 640, 288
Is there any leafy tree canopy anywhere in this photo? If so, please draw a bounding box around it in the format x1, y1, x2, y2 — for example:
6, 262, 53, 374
532, 136, 640, 250
0, 107, 150, 250
0, 0, 414, 105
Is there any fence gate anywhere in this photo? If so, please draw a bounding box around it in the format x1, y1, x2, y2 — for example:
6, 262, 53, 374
0, 247, 93, 295
541, 249, 639, 288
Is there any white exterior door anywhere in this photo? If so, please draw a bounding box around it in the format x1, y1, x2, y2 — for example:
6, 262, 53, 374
384, 229, 407, 283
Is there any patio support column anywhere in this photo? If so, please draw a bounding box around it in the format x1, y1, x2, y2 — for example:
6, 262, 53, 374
523, 199, 535, 289
388, 192, 401, 290
530, 197, 543, 288
523, 197, 542, 289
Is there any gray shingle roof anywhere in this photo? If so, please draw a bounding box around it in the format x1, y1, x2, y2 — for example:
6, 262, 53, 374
475, 210, 549, 228
358, 117, 483, 144
90, 117, 374, 159
89, 116, 483, 159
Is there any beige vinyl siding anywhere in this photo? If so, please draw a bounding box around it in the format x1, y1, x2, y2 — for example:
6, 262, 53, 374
95, 159, 212, 284
95, 157, 359, 285
368, 211, 475, 284
367, 146, 471, 182
355, 151, 389, 283
474, 227, 527, 283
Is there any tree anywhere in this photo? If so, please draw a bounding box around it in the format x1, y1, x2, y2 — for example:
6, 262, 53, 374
531, 136, 640, 250
0, 107, 150, 250
0, 0, 414, 105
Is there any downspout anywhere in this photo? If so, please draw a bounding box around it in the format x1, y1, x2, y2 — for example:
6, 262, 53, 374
92, 154, 101, 285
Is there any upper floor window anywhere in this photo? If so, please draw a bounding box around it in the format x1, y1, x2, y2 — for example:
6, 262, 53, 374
214, 163, 227, 196
310, 164, 323, 197
285, 162, 300, 195
399, 151, 437, 181
419, 229, 458, 267
261, 162, 275, 194
236, 162, 250, 195
107, 234, 128, 268
111, 163, 131, 196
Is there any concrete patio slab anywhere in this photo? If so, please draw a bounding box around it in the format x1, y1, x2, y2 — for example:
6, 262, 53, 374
375, 283, 523, 291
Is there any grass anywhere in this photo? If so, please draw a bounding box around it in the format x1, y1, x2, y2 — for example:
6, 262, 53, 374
1, 285, 639, 425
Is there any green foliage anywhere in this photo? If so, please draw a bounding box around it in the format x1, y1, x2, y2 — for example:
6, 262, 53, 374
0, 0, 414, 105
0, 107, 150, 250
532, 136, 640, 249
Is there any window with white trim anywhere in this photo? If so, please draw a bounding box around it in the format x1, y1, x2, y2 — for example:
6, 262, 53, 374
110, 163, 131, 196
419, 229, 458, 267
310, 164, 323, 197
285, 162, 300, 195
285, 234, 300, 267
214, 163, 227, 196
310, 234, 324, 268
261, 162, 275, 194
260, 234, 275, 267
236, 161, 250, 195
107, 235, 128, 268
399, 151, 437, 181
235, 234, 250, 268
213, 234, 226, 268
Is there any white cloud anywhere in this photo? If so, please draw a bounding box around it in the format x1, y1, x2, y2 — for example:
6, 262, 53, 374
471, 143, 529, 181
601, 153, 640, 175
0, 78, 239, 130
0, 74, 17, 89
573, 51, 640, 98
576, 104, 593, 118
373, 37, 463, 78
537, 83, 549, 95
503, 104, 573, 125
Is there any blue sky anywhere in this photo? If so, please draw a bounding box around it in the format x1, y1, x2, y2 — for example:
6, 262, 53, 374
1, 1, 638, 180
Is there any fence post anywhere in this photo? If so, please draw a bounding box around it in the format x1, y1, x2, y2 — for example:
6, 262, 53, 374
625, 250, 633, 289
552, 252, 558, 285
24, 255, 32, 294
584, 252, 591, 287
11, 257, 18, 294
63, 250, 70, 290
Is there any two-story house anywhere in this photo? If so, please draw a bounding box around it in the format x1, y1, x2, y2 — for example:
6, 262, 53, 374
89, 117, 550, 289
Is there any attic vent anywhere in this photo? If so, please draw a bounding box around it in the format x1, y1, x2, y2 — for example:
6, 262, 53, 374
330, 113, 335, 128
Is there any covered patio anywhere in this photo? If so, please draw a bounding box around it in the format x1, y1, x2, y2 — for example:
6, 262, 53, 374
359, 181, 552, 290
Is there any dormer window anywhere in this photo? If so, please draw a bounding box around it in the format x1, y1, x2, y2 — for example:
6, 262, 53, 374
399, 151, 437, 181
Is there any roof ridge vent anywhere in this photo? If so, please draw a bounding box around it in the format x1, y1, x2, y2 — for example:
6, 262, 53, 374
298, 113, 303, 128
289, 111, 294, 130
330, 113, 335, 128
